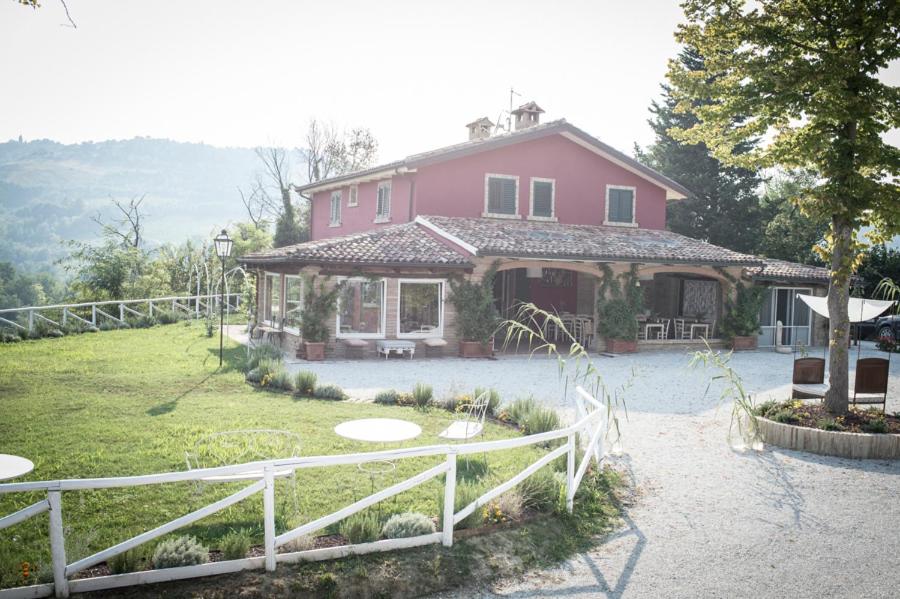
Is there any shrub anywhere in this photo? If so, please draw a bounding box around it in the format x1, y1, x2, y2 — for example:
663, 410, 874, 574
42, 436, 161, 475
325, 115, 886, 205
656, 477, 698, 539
861, 417, 888, 434
518, 468, 561, 513
438, 481, 482, 530
314, 383, 347, 401
753, 400, 778, 417
246, 343, 283, 371
721, 281, 766, 339
505, 396, 538, 426
152, 535, 209, 568
252, 358, 282, 387
769, 408, 799, 424
315, 572, 339, 598
483, 490, 523, 524
155, 310, 182, 325
205, 318, 215, 338
816, 418, 845, 432
374, 389, 399, 405
446, 263, 501, 344
453, 394, 474, 413
339, 511, 381, 544
521, 406, 561, 435
300, 276, 342, 343
396, 392, 416, 407
0, 330, 22, 343
107, 547, 148, 574
381, 512, 436, 539
219, 529, 252, 560
267, 368, 295, 392
473, 387, 502, 415
412, 383, 433, 409
597, 298, 639, 341
294, 370, 317, 396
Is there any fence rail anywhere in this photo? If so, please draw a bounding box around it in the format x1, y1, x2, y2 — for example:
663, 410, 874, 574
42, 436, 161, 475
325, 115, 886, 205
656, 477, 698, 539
0, 387, 606, 599
0, 294, 242, 335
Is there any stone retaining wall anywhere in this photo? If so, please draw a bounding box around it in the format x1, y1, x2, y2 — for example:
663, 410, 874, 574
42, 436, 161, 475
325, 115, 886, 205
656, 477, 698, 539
758, 417, 900, 460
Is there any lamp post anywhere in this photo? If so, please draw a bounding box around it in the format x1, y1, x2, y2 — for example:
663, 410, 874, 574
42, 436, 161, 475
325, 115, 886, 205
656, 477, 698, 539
213, 229, 234, 367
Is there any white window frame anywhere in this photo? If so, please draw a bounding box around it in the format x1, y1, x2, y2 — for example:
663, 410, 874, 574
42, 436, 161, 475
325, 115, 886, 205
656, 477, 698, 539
528, 177, 557, 221
604, 185, 638, 227
482, 173, 521, 219
329, 191, 342, 227
374, 181, 391, 223
282, 275, 303, 335
397, 278, 445, 339
263, 272, 282, 327
335, 277, 387, 339
347, 184, 358, 207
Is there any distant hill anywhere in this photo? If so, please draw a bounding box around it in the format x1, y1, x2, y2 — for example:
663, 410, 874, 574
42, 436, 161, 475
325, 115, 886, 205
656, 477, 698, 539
0, 137, 261, 273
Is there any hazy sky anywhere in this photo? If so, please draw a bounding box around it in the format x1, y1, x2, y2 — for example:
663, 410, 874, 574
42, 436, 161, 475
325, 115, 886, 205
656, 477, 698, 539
2, 0, 897, 166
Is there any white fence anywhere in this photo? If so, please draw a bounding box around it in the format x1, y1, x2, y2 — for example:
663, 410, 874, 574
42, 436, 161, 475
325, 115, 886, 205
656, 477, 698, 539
0, 387, 607, 598
0, 294, 242, 335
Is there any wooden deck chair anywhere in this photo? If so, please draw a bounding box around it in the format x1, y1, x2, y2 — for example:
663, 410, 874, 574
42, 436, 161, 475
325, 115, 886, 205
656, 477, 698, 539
852, 357, 890, 412
791, 357, 828, 400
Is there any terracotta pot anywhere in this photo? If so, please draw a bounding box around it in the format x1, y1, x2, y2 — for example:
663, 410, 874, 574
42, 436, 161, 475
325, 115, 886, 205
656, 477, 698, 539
304, 341, 326, 361
605, 338, 637, 354
731, 335, 758, 351
459, 340, 493, 358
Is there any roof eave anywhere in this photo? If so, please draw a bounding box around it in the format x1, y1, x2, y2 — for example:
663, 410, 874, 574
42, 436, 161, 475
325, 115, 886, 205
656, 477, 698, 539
477, 250, 762, 267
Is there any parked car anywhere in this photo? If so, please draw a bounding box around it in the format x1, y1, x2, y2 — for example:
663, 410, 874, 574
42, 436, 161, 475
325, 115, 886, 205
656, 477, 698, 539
874, 314, 899, 341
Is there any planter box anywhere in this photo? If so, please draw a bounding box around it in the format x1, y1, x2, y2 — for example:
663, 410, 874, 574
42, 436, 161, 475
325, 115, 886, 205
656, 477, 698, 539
303, 341, 326, 361
605, 339, 637, 354
459, 340, 493, 358
731, 335, 758, 351
758, 416, 900, 460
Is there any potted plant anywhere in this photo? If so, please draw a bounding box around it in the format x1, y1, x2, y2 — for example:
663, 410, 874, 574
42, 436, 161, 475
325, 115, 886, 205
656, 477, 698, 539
721, 280, 766, 351
596, 265, 641, 353
448, 266, 501, 358
299, 276, 341, 361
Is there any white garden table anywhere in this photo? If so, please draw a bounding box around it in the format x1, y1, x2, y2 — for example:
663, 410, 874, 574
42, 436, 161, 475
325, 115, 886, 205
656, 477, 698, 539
0, 454, 34, 481
334, 419, 423, 495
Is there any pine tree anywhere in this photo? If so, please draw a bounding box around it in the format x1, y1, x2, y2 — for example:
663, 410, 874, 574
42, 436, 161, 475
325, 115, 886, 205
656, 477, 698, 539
637, 47, 763, 254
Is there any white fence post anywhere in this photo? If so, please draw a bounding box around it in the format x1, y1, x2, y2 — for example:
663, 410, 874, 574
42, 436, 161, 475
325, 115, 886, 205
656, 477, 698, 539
442, 452, 456, 547
263, 466, 276, 572
566, 433, 576, 514
148, 300, 154, 317
91, 305, 97, 326
48, 489, 69, 598
28, 309, 34, 333
195, 295, 200, 319
62, 308, 67, 326
119, 303, 125, 322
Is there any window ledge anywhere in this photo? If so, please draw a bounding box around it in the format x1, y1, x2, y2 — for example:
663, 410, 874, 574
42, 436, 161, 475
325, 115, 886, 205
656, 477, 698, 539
335, 333, 385, 340
481, 212, 522, 220
347, 203, 358, 208
398, 331, 444, 340
527, 215, 558, 222
329, 222, 342, 228
373, 217, 391, 224
603, 220, 639, 228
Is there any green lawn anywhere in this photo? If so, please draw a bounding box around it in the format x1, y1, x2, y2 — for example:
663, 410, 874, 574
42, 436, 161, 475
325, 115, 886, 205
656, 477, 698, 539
0, 323, 545, 586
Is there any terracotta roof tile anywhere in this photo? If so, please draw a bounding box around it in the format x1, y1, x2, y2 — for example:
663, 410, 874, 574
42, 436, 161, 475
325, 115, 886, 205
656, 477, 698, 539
240, 222, 472, 267
421, 216, 763, 266
747, 258, 830, 283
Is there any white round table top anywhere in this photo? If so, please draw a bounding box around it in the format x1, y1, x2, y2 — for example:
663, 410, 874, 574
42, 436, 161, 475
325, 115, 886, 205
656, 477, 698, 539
334, 418, 422, 443
0, 454, 34, 481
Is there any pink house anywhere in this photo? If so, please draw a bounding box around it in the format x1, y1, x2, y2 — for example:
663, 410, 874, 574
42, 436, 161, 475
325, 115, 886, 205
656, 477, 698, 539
242, 105, 829, 358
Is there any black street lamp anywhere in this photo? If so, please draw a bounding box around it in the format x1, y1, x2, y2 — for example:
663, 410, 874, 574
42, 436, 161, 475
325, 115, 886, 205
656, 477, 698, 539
213, 229, 233, 367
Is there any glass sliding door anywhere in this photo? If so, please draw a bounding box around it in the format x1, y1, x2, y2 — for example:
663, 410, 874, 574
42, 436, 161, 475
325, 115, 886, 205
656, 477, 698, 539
758, 287, 812, 347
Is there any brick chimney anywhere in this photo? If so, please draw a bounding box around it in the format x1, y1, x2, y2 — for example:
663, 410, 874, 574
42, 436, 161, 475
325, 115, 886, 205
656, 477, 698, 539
511, 101, 544, 131
466, 117, 494, 141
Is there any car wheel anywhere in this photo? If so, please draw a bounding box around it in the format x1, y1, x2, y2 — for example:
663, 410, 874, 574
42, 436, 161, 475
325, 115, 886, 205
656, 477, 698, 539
878, 325, 895, 341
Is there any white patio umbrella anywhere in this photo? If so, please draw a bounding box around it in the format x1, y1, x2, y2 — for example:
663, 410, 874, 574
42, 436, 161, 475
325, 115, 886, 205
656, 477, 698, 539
796, 294, 894, 323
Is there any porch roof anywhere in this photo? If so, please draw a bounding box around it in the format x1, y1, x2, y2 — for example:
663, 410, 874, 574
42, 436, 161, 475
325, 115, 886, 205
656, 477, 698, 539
747, 258, 830, 284
419, 215, 764, 267
239, 221, 473, 269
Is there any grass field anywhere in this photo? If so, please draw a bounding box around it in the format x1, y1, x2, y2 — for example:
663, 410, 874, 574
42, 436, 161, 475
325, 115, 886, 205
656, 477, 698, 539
0, 323, 547, 587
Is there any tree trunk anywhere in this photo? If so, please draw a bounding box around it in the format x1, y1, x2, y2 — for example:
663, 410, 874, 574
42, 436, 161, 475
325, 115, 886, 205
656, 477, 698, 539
823, 216, 853, 414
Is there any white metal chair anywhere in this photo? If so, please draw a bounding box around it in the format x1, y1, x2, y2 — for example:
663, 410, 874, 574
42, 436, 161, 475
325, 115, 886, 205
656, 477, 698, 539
438, 393, 489, 442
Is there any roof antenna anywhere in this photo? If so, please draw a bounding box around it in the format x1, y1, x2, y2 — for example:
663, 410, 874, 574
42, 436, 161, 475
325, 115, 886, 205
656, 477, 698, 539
496, 87, 522, 135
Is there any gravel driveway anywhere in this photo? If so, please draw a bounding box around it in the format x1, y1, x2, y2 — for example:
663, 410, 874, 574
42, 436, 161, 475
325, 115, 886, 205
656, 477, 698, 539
276, 340, 900, 598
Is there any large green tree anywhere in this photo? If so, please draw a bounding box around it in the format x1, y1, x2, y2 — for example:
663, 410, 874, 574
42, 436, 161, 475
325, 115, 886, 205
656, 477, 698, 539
757, 171, 829, 265
669, 0, 900, 414
637, 46, 764, 254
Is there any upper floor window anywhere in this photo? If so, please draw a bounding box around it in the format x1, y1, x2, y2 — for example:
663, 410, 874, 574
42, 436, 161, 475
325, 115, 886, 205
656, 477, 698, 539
529, 178, 555, 220
484, 174, 519, 218
375, 182, 391, 222
330, 191, 342, 226
605, 186, 636, 226
348, 185, 358, 207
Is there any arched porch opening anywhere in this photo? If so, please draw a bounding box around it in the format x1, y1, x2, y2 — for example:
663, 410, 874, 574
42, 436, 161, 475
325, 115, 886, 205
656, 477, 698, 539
636, 270, 724, 344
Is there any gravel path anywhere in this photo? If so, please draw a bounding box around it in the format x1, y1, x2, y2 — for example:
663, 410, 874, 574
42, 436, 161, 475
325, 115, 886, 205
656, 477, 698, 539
263, 336, 900, 598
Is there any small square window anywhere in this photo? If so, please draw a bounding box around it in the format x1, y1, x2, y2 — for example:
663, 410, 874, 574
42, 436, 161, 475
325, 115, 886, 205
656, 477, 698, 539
606, 187, 635, 225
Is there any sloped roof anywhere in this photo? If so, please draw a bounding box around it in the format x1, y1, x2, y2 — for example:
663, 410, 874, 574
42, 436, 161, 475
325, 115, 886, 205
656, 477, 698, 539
747, 258, 830, 283
295, 119, 691, 200
240, 222, 472, 268
419, 216, 762, 266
